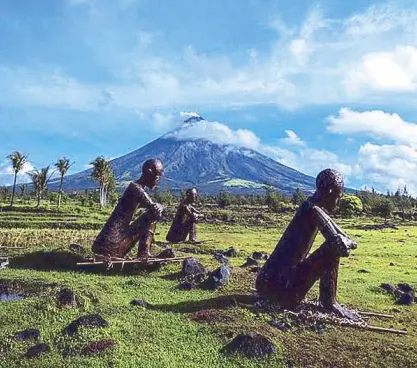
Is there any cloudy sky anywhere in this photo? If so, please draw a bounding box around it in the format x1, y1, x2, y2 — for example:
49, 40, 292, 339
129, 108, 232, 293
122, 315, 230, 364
1, 0, 417, 194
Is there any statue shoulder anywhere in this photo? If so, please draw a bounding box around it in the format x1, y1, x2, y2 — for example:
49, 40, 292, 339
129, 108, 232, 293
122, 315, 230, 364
298, 197, 315, 212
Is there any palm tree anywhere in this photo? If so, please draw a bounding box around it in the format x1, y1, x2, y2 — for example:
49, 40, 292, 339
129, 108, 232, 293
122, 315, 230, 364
54, 157, 74, 210
27, 166, 52, 208
90, 156, 114, 208
7, 151, 28, 207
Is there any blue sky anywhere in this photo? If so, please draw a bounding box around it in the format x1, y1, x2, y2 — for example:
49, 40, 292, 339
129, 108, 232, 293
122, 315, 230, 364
1, 0, 417, 194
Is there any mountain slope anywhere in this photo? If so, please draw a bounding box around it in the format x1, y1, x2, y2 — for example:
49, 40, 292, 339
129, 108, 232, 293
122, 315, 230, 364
50, 115, 317, 194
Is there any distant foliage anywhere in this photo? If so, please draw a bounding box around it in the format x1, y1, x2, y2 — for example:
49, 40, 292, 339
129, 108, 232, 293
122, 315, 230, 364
291, 188, 307, 206
338, 195, 363, 217
27, 166, 52, 208
217, 192, 232, 209
90, 157, 115, 208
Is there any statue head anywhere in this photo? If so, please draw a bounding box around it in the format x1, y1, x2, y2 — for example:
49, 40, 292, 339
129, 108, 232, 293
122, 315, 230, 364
185, 187, 198, 203
315, 169, 344, 213
141, 159, 164, 189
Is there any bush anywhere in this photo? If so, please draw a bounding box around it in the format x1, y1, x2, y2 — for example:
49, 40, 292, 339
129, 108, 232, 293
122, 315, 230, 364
338, 195, 363, 217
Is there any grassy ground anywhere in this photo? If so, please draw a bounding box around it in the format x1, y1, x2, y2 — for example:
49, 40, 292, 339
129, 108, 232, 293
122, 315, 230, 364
0, 203, 416, 367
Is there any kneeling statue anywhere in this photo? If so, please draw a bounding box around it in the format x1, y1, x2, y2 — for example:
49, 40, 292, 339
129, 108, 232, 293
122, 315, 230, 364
92, 159, 164, 259
166, 188, 203, 243
256, 169, 358, 320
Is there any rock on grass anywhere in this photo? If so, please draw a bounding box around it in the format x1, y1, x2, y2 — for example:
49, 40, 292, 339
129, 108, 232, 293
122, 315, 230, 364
182, 258, 206, 278
130, 299, 150, 308
157, 248, 176, 259
57, 288, 77, 308
64, 314, 109, 336
25, 344, 50, 358
206, 265, 230, 290
223, 247, 237, 257
396, 293, 414, 306
240, 257, 259, 268
223, 333, 275, 358
14, 328, 40, 341
252, 251, 268, 261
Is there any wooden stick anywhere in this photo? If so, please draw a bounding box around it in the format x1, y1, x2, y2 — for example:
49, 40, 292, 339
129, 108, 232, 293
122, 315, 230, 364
358, 311, 395, 319
341, 323, 407, 335
77, 257, 189, 266
363, 325, 407, 335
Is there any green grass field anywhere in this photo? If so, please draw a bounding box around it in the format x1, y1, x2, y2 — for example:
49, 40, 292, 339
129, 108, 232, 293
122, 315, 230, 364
0, 203, 416, 368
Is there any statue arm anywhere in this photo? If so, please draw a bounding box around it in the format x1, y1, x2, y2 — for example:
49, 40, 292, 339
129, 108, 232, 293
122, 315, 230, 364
183, 204, 199, 221
134, 184, 164, 219
312, 205, 346, 240
312, 205, 357, 255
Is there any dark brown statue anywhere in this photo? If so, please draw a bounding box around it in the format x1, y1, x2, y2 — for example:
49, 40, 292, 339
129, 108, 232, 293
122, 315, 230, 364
256, 169, 358, 320
166, 188, 203, 243
92, 159, 164, 259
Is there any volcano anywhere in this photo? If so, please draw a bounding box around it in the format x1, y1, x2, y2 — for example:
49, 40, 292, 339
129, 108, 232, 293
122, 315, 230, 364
50, 114, 316, 194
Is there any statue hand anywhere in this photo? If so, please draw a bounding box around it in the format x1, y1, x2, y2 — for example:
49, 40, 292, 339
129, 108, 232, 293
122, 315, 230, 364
152, 203, 164, 219
333, 234, 356, 257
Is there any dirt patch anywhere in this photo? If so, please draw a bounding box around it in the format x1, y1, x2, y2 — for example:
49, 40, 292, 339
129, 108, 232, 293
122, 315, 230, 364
10, 250, 85, 271
0, 278, 57, 299
190, 310, 234, 325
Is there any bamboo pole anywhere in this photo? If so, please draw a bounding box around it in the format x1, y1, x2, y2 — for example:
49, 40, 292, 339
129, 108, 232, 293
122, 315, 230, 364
358, 311, 395, 319
77, 256, 189, 266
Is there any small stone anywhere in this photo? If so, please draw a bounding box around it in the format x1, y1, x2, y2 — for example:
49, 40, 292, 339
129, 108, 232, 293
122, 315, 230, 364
358, 269, 370, 273
25, 344, 50, 358
252, 251, 268, 261
392, 308, 401, 313
206, 265, 231, 290
249, 266, 262, 273
157, 248, 176, 259
14, 328, 40, 341
397, 283, 414, 294
223, 333, 275, 358
130, 299, 149, 308
178, 281, 194, 290
69, 244, 85, 254
64, 314, 109, 336
396, 293, 414, 306
57, 288, 77, 308
311, 322, 326, 335
268, 320, 291, 332
223, 247, 237, 257
214, 252, 229, 264
389, 262, 395, 266
182, 258, 206, 277
240, 257, 259, 268
380, 283, 396, 296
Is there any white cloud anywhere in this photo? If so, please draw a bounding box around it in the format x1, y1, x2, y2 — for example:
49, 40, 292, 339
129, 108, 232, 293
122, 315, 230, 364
4, 3, 417, 112
165, 119, 261, 149
262, 145, 352, 181
0, 160, 34, 186
280, 130, 305, 146
180, 111, 201, 119
326, 108, 417, 147
355, 142, 417, 194
164, 116, 352, 181
343, 46, 417, 95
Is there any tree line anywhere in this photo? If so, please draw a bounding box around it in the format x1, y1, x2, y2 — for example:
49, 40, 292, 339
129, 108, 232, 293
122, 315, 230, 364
4, 151, 115, 209
2, 151, 417, 221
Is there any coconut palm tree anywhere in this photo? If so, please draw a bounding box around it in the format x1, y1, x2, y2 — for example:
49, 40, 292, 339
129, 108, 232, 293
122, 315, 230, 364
90, 156, 114, 208
27, 166, 52, 208
7, 151, 28, 207
54, 157, 74, 210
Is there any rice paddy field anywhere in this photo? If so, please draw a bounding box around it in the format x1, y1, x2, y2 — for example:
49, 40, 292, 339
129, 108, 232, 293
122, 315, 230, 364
0, 201, 416, 368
